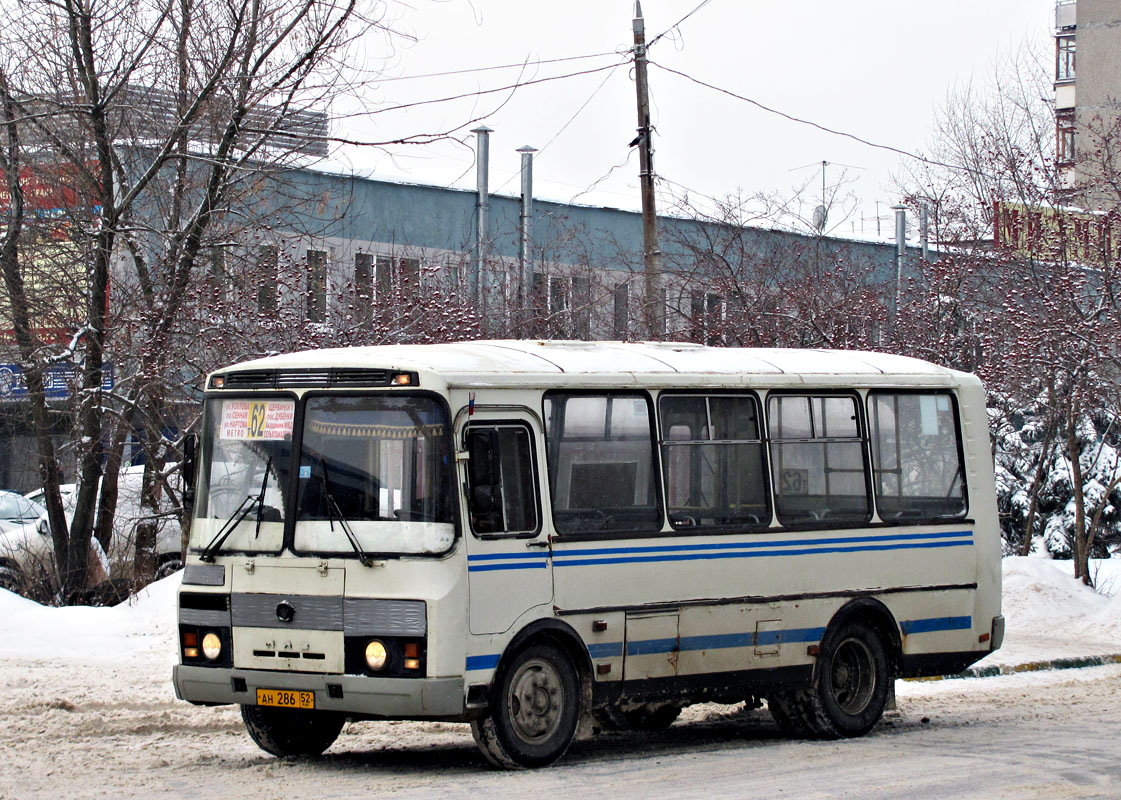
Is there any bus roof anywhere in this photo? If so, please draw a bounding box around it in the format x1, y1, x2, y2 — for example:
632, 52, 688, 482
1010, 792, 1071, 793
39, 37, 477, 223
219, 341, 975, 390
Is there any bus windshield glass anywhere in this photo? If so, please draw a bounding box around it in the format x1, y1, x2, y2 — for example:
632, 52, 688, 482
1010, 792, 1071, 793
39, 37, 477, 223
192, 397, 294, 555
293, 394, 454, 556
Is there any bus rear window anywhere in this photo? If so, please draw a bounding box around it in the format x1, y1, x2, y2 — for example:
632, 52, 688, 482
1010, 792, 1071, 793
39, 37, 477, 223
868, 392, 967, 521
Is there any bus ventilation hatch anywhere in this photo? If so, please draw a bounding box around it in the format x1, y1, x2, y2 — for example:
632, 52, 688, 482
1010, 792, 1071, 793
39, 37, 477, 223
223, 369, 392, 389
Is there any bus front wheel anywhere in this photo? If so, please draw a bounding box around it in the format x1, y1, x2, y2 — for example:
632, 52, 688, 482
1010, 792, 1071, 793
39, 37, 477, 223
769, 619, 889, 739
241, 704, 345, 757
471, 643, 581, 769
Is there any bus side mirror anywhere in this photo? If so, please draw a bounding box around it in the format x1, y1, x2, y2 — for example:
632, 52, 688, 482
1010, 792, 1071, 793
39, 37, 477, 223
182, 433, 199, 509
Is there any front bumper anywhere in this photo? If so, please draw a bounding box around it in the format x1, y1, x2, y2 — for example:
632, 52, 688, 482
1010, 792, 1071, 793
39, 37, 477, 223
173, 665, 466, 720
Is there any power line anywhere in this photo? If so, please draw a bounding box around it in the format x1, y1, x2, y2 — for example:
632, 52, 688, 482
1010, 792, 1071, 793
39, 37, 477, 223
375, 51, 623, 83
493, 58, 628, 194
648, 0, 716, 48
366, 61, 624, 117
649, 60, 970, 175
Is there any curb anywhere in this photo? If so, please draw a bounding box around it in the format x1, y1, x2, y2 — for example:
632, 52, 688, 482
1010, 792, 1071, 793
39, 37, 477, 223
905, 653, 1121, 682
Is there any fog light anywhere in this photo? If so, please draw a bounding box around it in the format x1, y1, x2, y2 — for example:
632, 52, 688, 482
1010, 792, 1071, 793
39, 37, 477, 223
364, 640, 387, 671
201, 632, 222, 661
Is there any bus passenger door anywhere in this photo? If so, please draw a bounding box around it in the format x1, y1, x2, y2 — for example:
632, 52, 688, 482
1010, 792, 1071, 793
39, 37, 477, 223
461, 412, 552, 635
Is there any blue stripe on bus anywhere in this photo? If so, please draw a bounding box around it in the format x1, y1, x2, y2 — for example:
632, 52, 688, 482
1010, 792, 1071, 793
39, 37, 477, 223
587, 641, 624, 659
900, 615, 973, 635
465, 654, 501, 671
467, 560, 548, 572
558, 530, 972, 558
470, 616, 970, 671
553, 538, 973, 567
468, 551, 553, 561
467, 530, 973, 572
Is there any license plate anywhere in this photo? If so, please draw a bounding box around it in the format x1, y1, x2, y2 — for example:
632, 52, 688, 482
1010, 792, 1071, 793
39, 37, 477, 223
256, 689, 315, 709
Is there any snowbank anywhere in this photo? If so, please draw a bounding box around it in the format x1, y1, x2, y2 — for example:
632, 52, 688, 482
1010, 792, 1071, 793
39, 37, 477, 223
0, 571, 180, 661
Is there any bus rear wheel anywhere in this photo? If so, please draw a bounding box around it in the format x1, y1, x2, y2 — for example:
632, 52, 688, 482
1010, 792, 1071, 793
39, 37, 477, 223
769, 619, 888, 739
593, 702, 682, 732
241, 704, 345, 757
471, 643, 581, 769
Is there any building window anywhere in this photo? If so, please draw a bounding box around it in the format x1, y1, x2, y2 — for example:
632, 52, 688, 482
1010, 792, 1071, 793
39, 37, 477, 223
1057, 111, 1075, 166
690, 291, 724, 346
208, 246, 226, 303
256, 244, 278, 313
306, 249, 327, 323
400, 256, 420, 290
532, 272, 571, 336
354, 252, 373, 323
613, 282, 629, 338
1056, 34, 1075, 82
572, 275, 591, 337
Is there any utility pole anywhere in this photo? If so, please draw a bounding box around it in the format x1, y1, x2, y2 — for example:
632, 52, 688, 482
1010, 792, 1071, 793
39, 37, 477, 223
632, 1, 661, 339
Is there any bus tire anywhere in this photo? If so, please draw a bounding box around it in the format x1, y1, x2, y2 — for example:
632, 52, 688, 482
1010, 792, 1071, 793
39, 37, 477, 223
767, 690, 815, 737
470, 643, 580, 769
592, 702, 681, 732
782, 619, 889, 739
240, 704, 345, 757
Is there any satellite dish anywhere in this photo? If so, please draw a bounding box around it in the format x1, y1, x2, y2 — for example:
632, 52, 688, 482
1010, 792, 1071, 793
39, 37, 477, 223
812, 205, 828, 232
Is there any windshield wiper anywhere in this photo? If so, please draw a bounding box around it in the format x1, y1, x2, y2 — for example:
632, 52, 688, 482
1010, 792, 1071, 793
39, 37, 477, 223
254, 457, 272, 540
320, 459, 373, 567
200, 457, 272, 562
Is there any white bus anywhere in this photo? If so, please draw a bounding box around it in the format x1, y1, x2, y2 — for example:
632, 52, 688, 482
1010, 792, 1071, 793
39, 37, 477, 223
173, 341, 1003, 768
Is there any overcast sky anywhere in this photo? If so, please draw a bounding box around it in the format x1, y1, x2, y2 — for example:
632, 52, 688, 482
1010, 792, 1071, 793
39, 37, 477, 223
330, 0, 1056, 239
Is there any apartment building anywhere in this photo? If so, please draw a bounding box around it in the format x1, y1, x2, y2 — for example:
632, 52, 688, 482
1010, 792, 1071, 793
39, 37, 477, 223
1054, 0, 1121, 203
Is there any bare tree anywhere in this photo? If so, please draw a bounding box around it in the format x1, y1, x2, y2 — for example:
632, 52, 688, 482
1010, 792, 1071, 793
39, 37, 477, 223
0, 0, 410, 600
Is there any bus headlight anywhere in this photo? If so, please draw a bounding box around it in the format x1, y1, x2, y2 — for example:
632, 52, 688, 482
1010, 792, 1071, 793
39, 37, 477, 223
201, 632, 223, 661
364, 640, 388, 671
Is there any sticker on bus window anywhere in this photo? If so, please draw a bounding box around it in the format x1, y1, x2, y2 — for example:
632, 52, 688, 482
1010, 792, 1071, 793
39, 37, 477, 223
220, 399, 295, 440
780, 468, 809, 495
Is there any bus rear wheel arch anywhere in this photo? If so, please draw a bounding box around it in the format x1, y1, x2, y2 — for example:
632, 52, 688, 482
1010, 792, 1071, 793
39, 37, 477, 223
769, 616, 890, 739
471, 642, 583, 769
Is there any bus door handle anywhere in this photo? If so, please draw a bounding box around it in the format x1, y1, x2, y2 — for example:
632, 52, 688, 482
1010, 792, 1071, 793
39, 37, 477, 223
525, 540, 549, 549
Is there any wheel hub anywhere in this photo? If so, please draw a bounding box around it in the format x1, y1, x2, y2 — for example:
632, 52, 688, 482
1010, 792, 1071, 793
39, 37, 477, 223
508, 659, 562, 742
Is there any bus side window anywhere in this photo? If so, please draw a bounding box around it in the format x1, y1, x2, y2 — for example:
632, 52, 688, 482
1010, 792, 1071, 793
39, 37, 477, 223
658, 393, 771, 530
544, 392, 662, 535
767, 393, 871, 526
465, 424, 540, 536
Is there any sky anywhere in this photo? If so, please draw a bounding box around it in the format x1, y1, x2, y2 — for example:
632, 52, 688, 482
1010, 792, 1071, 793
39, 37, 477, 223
328, 0, 1057, 240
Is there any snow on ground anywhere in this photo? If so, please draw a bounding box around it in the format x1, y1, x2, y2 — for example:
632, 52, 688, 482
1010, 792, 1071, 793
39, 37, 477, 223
0, 556, 1118, 799
975, 556, 1121, 668
0, 568, 180, 662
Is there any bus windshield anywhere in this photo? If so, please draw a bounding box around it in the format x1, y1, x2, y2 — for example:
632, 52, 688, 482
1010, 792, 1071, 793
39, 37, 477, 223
293, 394, 454, 556
192, 396, 294, 555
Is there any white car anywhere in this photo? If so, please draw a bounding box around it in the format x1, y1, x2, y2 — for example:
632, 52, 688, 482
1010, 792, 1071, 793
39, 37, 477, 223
0, 468, 183, 594
0, 490, 46, 534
